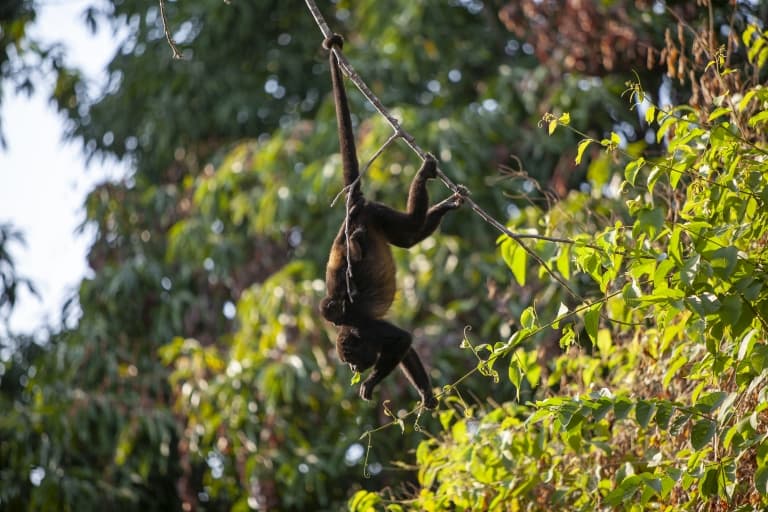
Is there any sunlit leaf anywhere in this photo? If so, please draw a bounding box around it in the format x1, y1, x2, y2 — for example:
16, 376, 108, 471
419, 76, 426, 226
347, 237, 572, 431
575, 139, 592, 165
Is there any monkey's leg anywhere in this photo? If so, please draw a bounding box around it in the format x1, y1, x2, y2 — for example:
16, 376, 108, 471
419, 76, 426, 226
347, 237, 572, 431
399, 348, 438, 409
366, 155, 439, 248
404, 154, 436, 219
356, 319, 412, 401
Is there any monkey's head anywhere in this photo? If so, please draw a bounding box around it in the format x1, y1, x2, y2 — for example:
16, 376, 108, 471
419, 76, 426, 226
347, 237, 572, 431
319, 296, 345, 324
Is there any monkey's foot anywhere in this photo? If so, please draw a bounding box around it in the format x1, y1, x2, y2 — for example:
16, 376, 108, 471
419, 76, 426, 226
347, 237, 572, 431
422, 394, 438, 410
419, 153, 438, 180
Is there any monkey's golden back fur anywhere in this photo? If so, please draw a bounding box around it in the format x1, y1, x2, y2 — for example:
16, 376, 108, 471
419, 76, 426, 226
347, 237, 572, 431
325, 226, 396, 319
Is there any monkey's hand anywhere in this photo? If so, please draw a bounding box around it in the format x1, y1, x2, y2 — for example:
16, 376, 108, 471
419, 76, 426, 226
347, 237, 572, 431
348, 226, 367, 261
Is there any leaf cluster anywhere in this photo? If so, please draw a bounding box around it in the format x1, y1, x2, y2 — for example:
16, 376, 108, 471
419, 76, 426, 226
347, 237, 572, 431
374, 22, 768, 512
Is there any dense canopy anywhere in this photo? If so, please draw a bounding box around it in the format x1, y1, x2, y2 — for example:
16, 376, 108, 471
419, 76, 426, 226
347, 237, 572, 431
1, 1, 768, 510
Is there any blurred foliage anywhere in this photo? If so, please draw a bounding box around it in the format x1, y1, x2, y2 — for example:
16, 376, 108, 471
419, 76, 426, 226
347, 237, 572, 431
0, 0, 76, 148
2, 0, 767, 511
0, 223, 37, 326
0, 0, 35, 147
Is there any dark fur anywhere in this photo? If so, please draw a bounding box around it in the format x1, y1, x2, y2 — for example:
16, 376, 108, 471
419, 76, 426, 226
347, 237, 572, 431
320, 35, 462, 409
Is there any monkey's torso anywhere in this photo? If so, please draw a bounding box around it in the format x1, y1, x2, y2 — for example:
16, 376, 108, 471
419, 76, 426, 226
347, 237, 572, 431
325, 208, 396, 321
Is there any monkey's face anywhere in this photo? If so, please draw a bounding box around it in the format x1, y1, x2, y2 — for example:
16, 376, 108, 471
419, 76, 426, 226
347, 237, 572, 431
319, 296, 346, 325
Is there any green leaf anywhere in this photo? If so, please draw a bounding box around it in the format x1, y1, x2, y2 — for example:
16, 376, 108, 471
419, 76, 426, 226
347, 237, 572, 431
556, 244, 571, 280
635, 400, 655, 428
695, 391, 727, 414
596, 329, 612, 355
700, 466, 720, 497
642, 474, 662, 495
499, 236, 527, 286
659, 475, 676, 498
508, 359, 523, 394
758, 47, 768, 68
680, 254, 701, 288
614, 397, 633, 420
669, 161, 684, 190
750, 345, 768, 374
349, 490, 382, 511
605, 475, 642, 506
657, 116, 676, 143
707, 107, 732, 122
559, 324, 576, 348
583, 302, 601, 346
708, 246, 737, 280
509, 242, 527, 286
593, 398, 613, 421
654, 402, 674, 430
520, 306, 537, 329
625, 157, 646, 187
521, 350, 541, 388
691, 419, 716, 450
738, 89, 757, 111
748, 110, 768, 127
635, 207, 665, 239
670, 412, 691, 435
587, 152, 611, 186
747, 32, 766, 62
737, 329, 758, 360
667, 227, 682, 263
555, 402, 578, 427
438, 409, 454, 431
646, 165, 662, 193
756, 465, 768, 496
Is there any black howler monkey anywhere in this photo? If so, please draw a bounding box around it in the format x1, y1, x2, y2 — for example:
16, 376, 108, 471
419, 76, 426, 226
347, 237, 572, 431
319, 35, 463, 409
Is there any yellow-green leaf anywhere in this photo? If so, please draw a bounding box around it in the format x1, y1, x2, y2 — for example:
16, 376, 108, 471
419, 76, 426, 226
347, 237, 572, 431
707, 107, 732, 123
645, 104, 656, 125
548, 119, 557, 135
575, 139, 592, 165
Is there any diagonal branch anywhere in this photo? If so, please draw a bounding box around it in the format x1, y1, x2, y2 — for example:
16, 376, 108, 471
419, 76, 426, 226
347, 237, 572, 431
304, 0, 581, 300
158, 0, 183, 59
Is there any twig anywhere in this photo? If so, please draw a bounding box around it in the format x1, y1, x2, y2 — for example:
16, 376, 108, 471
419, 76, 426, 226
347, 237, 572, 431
159, 0, 183, 59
